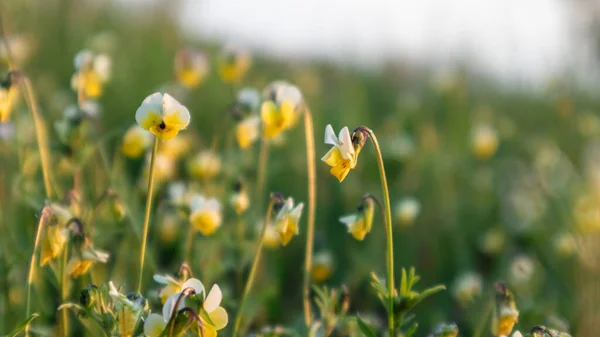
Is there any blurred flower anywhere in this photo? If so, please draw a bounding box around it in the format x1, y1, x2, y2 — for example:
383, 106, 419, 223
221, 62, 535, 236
174, 48, 209, 88
510, 255, 536, 285
0, 35, 33, 64
260, 220, 280, 249
394, 197, 421, 227
322, 125, 358, 182
0, 72, 18, 123
236, 115, 261, 149
451, 271, 483, 305
154, 274, 186, 304
472, 124, 498, 160
230, 180, 249, 215
339, 196, 374, 241
428, 322, 459, 337
167, 181, 189, 207
492, 282, 519, 337
144, 153, 176, 183
479, 227, 505, 255
189, 194, 222, 236
68, 235, 109, 277
577, 111, 600, 137
122, 125, 153, 158
311, 251, 333, 282
234, 87, 261, 117
573, 193, 600, 233
108, 282, 145, 337
553, 232, 577, 257
40, 222, 68, 266
275, 197, 304, 246
261, 81, 303, 138
135, 92, 190, 141
159, 213, 180, 244
71, 50, 111, 99
218, 45, 250, 84
159, 134, 192, 159
188, 150, 221, 180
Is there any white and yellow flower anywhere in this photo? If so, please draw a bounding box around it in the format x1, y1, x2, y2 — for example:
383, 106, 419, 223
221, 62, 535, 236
311, 251, 333, 282
189, 195, 222, 236
218, 46, 250, 84
108, 281, 145, 337
275, 197, 304, 246
154, 274, 185, 304
71, 50, 111, 99
339, 197, 374, 241
236, 115, 261, 149
174, 48, 209, 88
159, 134, 193, 159
67, 237, 109, 277
0, 77, 18, 123
451, 271, 483, 305
394, 197, 421, 227
321, 124, 358, 182
260, 81, 303, 138
122, 125, 153, 158
188, 150, 221, 180
40, 224, 68, 266
472, 124, 499, 160
135, 92, 190, 141
230, 181, 250, 215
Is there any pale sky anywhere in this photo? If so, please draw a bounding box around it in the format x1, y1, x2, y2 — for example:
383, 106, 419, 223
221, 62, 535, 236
143, 0, 598, 86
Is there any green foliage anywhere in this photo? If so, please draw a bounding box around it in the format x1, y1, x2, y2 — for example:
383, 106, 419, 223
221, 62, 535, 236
3, 313, 38, 337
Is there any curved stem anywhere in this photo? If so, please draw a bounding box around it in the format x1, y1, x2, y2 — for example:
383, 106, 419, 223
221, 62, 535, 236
363, 127, 395, 336
137, 137, 159, 293
167, 287, 195, 337
362, 193, 386, 227
302, 104, 317, 329
25, 206, 51, 337
233, 198, 275, 336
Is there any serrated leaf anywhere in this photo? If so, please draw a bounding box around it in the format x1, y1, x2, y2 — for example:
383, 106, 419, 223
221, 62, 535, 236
413, 284, 446, 307
5, 313, 39, 337
356, 315, 376, 337
404, 322, 419, 337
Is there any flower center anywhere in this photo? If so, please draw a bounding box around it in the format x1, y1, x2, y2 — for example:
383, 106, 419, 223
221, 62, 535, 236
159, 121, 166, 129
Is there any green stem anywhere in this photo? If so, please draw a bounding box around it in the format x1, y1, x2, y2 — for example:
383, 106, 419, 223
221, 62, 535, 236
233, 198, 275, 336
137, 137, 159, 293
363, 127, 395, 336
61, 241, 69, 337
184, 222, 195, 265
25, 207, 51, 337
256, 133, 269, 210
302, 105, 317, 330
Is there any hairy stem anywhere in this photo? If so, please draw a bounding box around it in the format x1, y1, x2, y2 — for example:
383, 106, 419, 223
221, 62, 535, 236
233, 198, 275, 336
137, 137, 159, 293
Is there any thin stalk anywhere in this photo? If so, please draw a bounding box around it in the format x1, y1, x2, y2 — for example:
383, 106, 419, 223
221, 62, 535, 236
137, 137, 159, 293
255, 135, 269, 206
20, 76, 54, 198
233, 198, 275, 336
302, 105, 317, 329
363, 127, 395, 336
184, 223, 195, 265
25, 206, 51, 337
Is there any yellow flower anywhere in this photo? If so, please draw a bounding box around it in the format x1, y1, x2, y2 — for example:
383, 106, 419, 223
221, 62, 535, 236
230, 181, 250, 215
492, 283, 519, 337
154, 274, 185, 304
322, 124, 361, 182
260, 81, 303, 138
311, 251, 333, 282
218, 46, 250, 84
0, 78, 18, 123
188, 150, 221, 180
40, 224, 68, 266
472, 124, 499, 160
67, 237, 109, 277
108, 282, 145, 337
174, 48, 209, 88
122, 125, 153, 158
135, 92, 190, 141
189, 195, 222, 236
275, 197, 304, 246
339, 197, 374, 241
261, 221, 280, 249
71, 51, 111, 99
159, 134, 192, 159
394, 197, 421, 227
236, 115, 260, 149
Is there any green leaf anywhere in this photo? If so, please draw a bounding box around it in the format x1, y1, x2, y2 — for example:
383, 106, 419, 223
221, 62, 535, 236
413, 284, 446, 307
356, 315, 376, 337
4, 313, 39, 337
404, 322, 419, 337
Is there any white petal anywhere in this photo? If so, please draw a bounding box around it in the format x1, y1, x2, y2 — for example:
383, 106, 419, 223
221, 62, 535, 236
181, 278, 205, 297
153, 274, 179, 286
93, 54, 111, 81
144, 313, 167, 337
108, 281, 119, 297
512, 332, 523, 337
135, 93, 163, 126
162, 93, 191, 127
205, 198, 221, 213
162, 293, 185, 320
339, 214, 358, 227
324, 124, 338, 146
277, 198, 294, 220
203, 284, 223, 313
189, 194, 207, 211
74, 50, 93, 70
291, 203, 304, 223
338, 127, 355, 159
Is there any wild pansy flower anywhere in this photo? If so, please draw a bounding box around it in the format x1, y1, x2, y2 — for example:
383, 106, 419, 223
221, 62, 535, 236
492, 282, 519, 337
472, 124, 499, 160
0, 72, 18, 123
311, 251, 333, 282
394, 197, 421, 227
260, 81, 303, 138
339, 196, 374, 241
71, 50, 111, 99
154, 274, 187, 304
275, 197, 304, 246
122, 125, 153, 158
188, 150, 221, 180
321, 124, 360, 182
108, 282, 145, 337
40, 222, 68, 266
236, 115, 261, 149
451, 271, 483, 305
218, 45, 250, 84
135, 92, 190, 141
174, 48, 209, 88
230, 179, 249, 215
67, 226, 109, 277
258, 219, 280, 249
189, 194, 222, 236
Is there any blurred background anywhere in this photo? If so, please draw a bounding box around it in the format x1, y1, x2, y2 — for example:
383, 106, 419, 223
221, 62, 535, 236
3, 0, 600, 336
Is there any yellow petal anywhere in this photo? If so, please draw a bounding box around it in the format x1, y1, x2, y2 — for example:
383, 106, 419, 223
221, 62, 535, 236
199, 324, 218, 337
208, 306, 228, 330
159, 283, 181, 304
280, 99, 297, 128
190, 210, 221, 236
144, 314, 166, 337
321, 147, 343, 167
330, 159, 352, 182
261, 101, 278, 126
